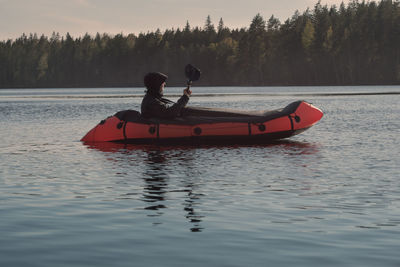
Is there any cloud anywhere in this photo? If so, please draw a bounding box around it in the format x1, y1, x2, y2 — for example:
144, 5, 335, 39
45, 13, 103, 28
72, 0, 92, 7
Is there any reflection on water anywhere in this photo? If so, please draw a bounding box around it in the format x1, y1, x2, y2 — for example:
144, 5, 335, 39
2, 88, 399, 266
83, 140, 319, 153
143, 150, 168, 214
84, 140, 319, 232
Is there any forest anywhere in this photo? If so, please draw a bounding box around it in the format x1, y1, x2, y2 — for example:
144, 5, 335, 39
0, 0, 399, 88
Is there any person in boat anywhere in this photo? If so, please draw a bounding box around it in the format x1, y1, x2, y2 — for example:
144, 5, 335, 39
141, 72, 192, 119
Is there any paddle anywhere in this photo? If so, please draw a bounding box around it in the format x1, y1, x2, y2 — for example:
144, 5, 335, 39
185, 64, 201, 87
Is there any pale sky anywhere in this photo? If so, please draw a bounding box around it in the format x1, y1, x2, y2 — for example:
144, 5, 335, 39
0, 0, 350, 41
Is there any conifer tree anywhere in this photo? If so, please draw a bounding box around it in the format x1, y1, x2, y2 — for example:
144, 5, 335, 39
0, 0, 399, 87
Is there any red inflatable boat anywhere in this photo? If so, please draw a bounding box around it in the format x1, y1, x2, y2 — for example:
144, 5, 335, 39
81, 100, 323, 144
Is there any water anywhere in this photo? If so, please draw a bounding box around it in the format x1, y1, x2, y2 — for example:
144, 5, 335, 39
1, 86, 399, 266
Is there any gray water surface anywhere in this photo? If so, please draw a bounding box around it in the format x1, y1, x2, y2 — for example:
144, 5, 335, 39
1, 86, 399, 266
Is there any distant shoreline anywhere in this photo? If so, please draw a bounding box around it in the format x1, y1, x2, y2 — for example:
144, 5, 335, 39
1, 83, 400, 90
1, 1, 400, 89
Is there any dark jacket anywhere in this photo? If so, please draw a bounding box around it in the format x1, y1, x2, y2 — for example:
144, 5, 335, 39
141, 92, 189, 119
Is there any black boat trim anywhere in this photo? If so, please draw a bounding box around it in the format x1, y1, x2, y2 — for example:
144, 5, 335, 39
114, 101, 303, 126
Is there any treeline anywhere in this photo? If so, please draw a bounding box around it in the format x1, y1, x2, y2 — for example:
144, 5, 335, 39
1, 0, 400, 88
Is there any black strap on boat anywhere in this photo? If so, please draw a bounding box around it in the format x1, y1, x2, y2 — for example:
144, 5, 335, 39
288, 115, 294, 131
248, 123, 252, 136
123, 121, 127, 141
156, 123, 160, 139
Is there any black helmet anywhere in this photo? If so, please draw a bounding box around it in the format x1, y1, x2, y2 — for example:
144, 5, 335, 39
144, 72, 168, 94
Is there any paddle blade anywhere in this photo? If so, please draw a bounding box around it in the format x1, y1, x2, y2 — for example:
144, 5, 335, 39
185, 64, 201, 83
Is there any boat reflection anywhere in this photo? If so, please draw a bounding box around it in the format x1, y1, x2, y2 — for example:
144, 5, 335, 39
83, 139, 319, 154
83, 140, 320, 232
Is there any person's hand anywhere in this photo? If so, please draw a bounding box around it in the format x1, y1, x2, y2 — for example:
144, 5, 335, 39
183, 87, 192, 97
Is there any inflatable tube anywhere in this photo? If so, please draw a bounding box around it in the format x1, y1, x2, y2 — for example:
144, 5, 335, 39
81, 100, 323, 144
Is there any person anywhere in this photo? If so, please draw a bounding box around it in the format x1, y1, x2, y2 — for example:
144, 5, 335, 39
141, 72, 192, 119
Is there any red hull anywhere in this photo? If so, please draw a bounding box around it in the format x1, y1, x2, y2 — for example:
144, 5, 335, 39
81, 101, 323, 144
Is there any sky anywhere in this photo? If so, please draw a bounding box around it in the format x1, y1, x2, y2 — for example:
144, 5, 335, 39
0, 0, 351, 41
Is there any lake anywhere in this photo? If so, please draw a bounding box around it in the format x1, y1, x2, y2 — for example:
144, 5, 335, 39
1, 86, 399, 266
